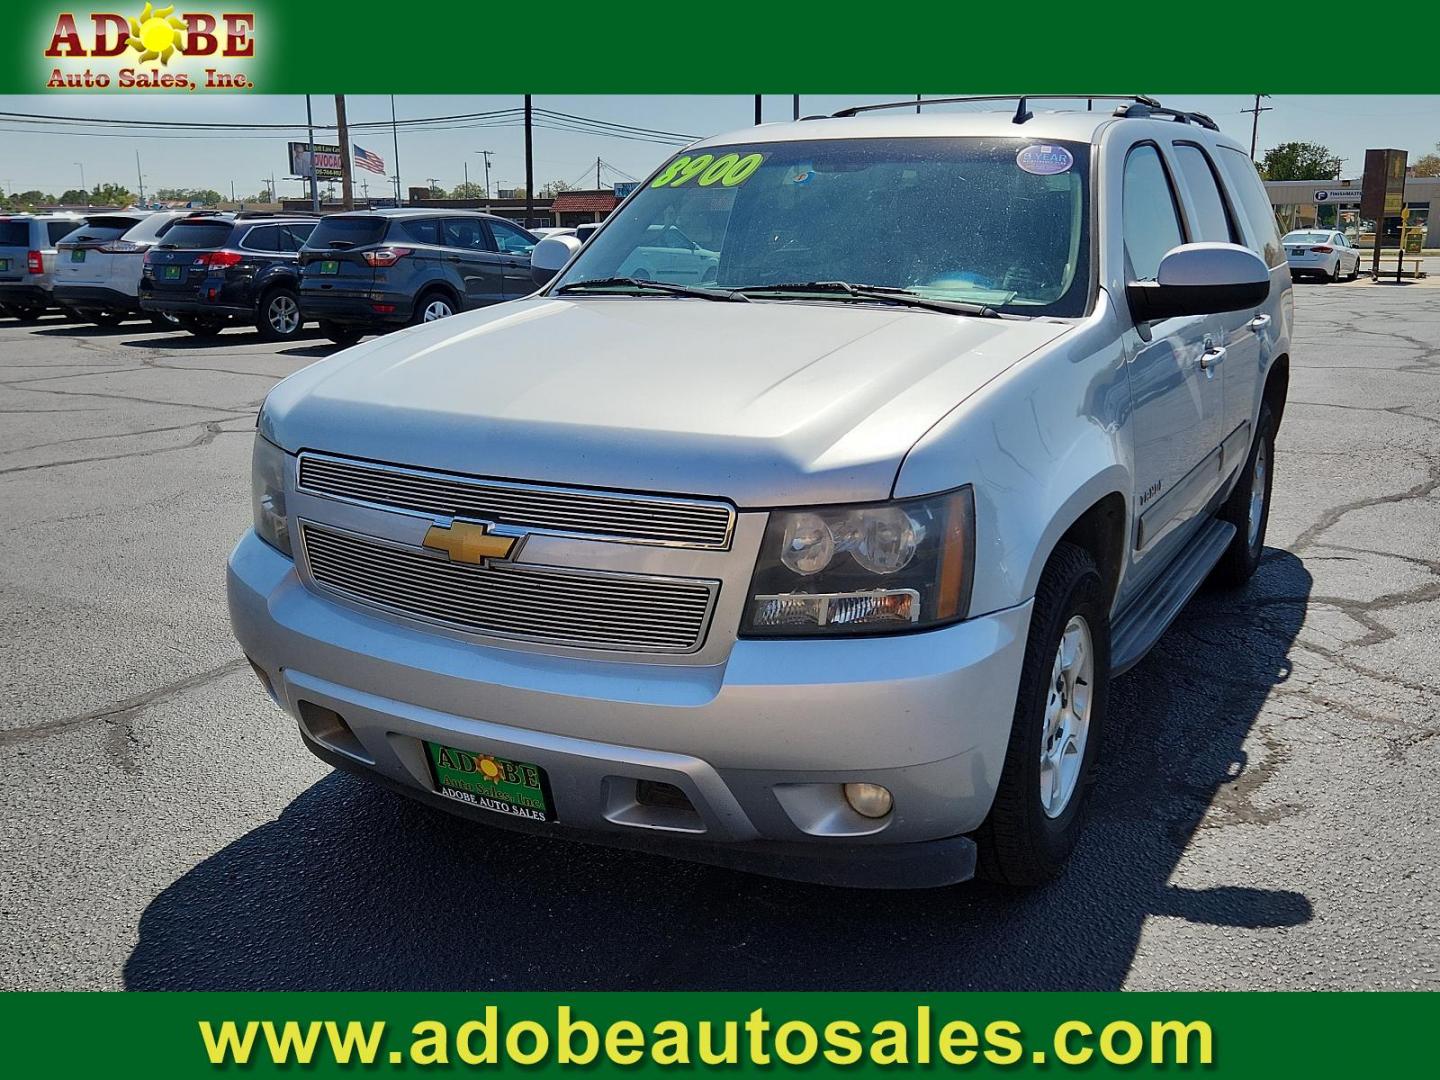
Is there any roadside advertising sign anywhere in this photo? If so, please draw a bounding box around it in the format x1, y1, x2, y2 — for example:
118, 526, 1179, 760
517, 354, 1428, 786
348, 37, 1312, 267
288, 141, 343, 180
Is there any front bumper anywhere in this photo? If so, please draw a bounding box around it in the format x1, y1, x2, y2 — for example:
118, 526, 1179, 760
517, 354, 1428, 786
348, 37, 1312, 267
53, 284, 140, 314
228, 530, 1033, 888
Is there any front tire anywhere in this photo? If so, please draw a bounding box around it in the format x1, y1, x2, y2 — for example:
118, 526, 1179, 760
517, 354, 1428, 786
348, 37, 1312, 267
11, 305, 44, 323
1213, 401, 1276, 586
976, 542, 1110, 886
256, 288, 302, 341
88, 310, 124, 327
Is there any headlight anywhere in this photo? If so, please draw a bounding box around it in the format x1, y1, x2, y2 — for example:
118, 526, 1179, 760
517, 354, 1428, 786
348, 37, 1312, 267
742, 487, 975, 636
251, 433, 292, 557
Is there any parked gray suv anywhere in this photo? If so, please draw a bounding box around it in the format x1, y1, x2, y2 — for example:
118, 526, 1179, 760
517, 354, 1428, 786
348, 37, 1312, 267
230, 97, 1293, 888
0, 213, 83, 320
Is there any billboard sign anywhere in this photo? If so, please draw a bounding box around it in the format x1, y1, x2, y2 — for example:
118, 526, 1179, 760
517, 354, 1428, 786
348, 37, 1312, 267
1359, 148, 1406, 221
613, 181, 638, 200
288, 141, 342, 180
1313, 188, 1361, 204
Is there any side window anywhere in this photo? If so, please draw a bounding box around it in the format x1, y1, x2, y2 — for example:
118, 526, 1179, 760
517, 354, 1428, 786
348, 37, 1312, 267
1173, 144, 1238, 244
1122, 144, 1185, 282
487, 218, 536, 255
278, 224, 313, 251
47, 221, 80, 245
398, 218, 441, 245
242, 226, 278, 252
442, 217, 492, 251
1214, 147, 1285, 267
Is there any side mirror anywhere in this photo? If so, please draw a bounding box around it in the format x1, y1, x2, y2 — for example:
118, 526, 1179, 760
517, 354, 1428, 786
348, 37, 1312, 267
531, 234, 582, 287
1126, 242, 1270, 323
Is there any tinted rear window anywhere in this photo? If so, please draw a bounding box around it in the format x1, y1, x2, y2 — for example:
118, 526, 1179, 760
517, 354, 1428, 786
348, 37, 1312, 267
305, 216, 388, 248
66, 224, 130, 244
157, 222, 235, 249
48, 221, 81, 245
0, 221, 28, 246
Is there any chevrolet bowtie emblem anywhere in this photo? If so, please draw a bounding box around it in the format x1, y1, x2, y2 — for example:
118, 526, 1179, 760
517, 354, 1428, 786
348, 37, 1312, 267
422, 521, 516, 566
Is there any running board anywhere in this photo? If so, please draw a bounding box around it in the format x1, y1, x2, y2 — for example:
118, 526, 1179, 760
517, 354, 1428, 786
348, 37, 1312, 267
1110, 518, 1237, 675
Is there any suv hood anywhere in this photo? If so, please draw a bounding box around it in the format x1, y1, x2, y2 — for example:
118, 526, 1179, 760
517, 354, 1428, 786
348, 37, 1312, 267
265, 296, 1072, 506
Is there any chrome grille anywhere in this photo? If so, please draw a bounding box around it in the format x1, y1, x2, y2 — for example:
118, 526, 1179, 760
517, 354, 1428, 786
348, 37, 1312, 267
300, 523, 717, 654
298, 453, 734, 549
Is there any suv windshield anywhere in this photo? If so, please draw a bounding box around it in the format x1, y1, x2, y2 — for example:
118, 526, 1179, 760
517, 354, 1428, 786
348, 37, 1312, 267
157, 221, 234, 249
552, 137, 1092, 316
305, 216, 388, 249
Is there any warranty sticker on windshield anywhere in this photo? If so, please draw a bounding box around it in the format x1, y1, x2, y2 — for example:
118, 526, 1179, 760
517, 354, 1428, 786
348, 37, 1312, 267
1016, 144, 1074, 175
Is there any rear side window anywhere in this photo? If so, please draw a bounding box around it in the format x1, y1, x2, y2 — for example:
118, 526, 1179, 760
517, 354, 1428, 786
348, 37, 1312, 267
488, 218, 536, 255
241, 225, 279, 252
48, 221, 81, 245
278, 223, 314, 251
441, 217, 492, 251
398, 218, 442, 245
157, 222, 234, 249
1214, 147, 1284, 267
1122, 144, 1185, 281
0, 221, 29, 246
1172, 144, 1237, 244
305, 216, 387, 249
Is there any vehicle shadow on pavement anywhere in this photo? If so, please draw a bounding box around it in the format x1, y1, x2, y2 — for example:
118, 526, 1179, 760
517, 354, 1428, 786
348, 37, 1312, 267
118, 330, 324, 350
123, 551, 1312, 991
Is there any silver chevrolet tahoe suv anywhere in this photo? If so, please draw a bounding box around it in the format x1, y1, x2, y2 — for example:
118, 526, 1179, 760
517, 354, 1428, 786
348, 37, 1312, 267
229, 96, 1293, 889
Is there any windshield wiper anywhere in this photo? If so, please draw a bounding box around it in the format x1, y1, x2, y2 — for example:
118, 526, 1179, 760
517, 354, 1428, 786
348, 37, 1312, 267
556, 277, 749, 302
735, 281, 1000, 318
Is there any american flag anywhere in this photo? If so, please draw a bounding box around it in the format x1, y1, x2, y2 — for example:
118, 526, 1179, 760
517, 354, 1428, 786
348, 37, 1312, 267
354, 145, 386, 175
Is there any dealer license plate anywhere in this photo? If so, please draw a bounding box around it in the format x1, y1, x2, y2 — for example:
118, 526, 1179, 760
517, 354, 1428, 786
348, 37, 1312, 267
71, 248, 85, 262
0, 258, 9, 271
319, 259, 339, 274
162, 265, 182, 280
424, 741, 552, 822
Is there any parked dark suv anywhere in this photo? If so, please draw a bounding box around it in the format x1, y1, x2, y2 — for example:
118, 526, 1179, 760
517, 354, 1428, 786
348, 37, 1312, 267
297, 209, 537, 345
139, 215, 317, 340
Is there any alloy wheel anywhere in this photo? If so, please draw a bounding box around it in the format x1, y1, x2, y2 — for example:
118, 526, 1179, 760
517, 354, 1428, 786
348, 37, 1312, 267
268, 294, 300, 336
422, 298, 453, 322
1039, 615, 1094, 818
1248, 436, 1269, 549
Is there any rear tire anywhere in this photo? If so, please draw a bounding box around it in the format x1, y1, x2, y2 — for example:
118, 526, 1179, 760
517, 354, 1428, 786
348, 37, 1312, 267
1212, 401, 1276, 587
12, 305, 44, 323
255, 287, 302, 341
178, 315, 225, 338
975, 542, 1110, 887
319, 321, 363, 347
88, 310, 124, 327
411, 289, 456, 325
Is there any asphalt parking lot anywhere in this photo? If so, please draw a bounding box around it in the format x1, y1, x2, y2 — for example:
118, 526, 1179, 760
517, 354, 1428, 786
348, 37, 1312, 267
2, 279, 1438, 991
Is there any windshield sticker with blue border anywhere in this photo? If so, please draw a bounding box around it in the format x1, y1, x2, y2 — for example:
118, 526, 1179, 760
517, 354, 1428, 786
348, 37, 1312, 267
1016, 144, 1074, 176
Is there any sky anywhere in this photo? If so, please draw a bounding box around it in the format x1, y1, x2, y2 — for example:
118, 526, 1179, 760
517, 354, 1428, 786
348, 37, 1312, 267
1, 95, 1437, 199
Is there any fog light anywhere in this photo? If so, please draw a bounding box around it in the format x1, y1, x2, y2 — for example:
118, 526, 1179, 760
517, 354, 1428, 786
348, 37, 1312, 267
843, 782, 893, 819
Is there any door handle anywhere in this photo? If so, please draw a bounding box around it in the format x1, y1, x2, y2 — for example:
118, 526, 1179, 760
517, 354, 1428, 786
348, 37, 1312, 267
1199, 346, 1226, 370
1248, 314, 1271, 332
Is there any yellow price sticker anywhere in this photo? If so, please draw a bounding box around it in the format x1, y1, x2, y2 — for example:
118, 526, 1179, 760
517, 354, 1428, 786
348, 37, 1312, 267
650, 152, 765, 189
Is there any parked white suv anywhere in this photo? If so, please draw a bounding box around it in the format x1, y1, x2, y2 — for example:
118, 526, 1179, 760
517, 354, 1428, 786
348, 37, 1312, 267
230, 96, 1293, 888
53, 210, 211, 326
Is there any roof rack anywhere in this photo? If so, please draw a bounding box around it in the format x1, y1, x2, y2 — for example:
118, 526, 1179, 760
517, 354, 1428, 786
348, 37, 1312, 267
1110, 101, 1220, 130
830, 94, 1162, 123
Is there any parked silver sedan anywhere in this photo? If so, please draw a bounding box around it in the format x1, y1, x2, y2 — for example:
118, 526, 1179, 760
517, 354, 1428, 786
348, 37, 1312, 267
1282, 229, 1360, 281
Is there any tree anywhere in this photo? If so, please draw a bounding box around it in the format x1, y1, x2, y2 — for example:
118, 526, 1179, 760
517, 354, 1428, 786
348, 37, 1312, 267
57, 188, 89, 204
91, 182, 133, 205
539, 179, 573, 198
155, 186, 223, 206
1412, 143, 1440, 178
450, 182, 485, 199
1259, 141, 1343, 181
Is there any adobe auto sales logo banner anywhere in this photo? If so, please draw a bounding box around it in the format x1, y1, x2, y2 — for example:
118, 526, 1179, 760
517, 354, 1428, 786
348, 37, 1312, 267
36, 3, 266, 92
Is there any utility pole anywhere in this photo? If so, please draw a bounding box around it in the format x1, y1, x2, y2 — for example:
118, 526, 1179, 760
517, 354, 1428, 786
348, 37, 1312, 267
524, 94, 534, 227
793, 94, 800, 120
426, 178, 439, 199
390, 94, 403, 206
229, 180, 235, 204
74, 162, 86, 193
754, 95, 762, 124
477, 150, 493, 200
335, 94, 354, 211
596, 156, 602, 190
305, 94, 319, 212
463, 159, 469, 198
136, 151, 145, 204
1243, 93, 1273, 159
916, 94, 922, 114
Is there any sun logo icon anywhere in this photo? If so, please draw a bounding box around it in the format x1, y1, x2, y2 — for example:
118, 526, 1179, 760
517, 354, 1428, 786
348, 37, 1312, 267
126, 3, 188, 65
474, 754, 505, 783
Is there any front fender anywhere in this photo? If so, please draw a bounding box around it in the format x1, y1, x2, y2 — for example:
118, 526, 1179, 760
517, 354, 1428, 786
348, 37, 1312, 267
895, 299, 1134, 616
